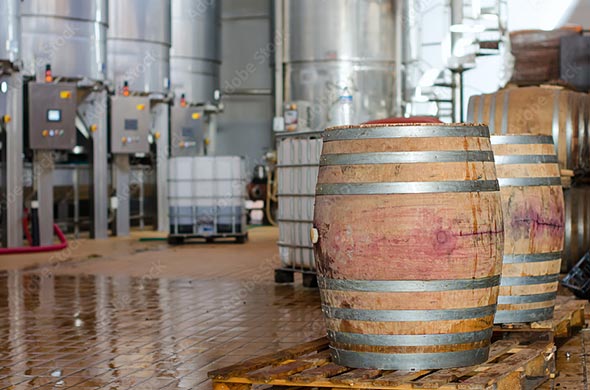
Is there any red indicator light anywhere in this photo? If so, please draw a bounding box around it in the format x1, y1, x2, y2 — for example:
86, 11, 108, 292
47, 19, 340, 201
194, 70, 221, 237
122, 81, 130, 97
45, 64, 53, 83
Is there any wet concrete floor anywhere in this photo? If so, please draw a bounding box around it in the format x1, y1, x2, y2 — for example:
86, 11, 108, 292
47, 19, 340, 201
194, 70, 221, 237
1, 226, 588, 389
0, 227, 324, 389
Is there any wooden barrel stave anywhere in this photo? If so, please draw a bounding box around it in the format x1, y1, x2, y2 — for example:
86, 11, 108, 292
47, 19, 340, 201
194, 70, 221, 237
491, 135, 564, 324
314, 123, 504, 370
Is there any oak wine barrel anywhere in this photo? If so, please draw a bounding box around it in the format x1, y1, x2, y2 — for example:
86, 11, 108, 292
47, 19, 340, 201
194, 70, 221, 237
467, 86, 589, 174
468, 87, 590, 270
491, 135, 564, 323
313, 123, 504, 370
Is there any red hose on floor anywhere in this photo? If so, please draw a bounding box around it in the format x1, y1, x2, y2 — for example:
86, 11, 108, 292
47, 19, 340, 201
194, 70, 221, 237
0, 212, 68, 255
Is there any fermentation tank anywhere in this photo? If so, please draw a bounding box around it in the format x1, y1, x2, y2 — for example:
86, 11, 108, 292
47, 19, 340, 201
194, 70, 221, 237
108, 0, 171, 93
0, 0, 22, 248
284, 0, 397, 130
0, 0, 20, 65
21, 0, 108, 80
20, 0, 111, 243
171, 0, 221, 103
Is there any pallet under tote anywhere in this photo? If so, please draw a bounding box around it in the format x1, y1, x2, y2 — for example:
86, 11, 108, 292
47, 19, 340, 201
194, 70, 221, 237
208, 337, 556, 390
168, 232, 248, 245
274, 268, 318, 288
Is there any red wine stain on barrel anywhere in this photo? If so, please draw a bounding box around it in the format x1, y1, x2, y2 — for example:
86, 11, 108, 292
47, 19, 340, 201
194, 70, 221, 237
432, 228, 458, 255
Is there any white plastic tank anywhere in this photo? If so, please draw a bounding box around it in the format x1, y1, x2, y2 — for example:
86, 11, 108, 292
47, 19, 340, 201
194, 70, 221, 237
168, 156, 247, 236
277, 136, 322, 271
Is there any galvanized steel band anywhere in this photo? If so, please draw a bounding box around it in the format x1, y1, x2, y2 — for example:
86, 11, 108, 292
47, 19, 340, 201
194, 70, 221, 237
497, 291, 557, 304
497, 177, 562, 187
500, 273, 560, 286
494, 155, 558, 165
322, 304, 496, 322
277, 163, 320, 168
277, 193, 315, 197
277, 218, 314, 224
494, 307, 555, 324
331, 347, 490, 371
316, 180, 500, 195
318, 275, 501, 292
323, 126, 490, 141
320, 151, 494, 166
490, 135, 555, 145
327, 328, 493, 347
503, 252, 562, 264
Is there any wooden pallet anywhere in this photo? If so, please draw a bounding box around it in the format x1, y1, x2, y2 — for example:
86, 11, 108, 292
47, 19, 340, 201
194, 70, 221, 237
167, 232, 248, 245
209, 337, 555, 390
494, 296, 586, 341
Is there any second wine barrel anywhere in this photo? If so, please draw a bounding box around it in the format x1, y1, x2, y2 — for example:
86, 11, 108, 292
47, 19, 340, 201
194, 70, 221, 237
491, 135, 564, 324
313, 123, 504, 370
467, 86, 589, 174
468, 87, 589, 271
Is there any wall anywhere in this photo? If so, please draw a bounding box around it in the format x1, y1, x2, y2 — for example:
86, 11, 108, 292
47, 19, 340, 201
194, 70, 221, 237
217, 0, 274, 174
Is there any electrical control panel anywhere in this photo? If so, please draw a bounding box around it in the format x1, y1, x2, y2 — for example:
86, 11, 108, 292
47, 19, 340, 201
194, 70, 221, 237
170, 105, 204, 157
27, 82, 77, 150
109, 95, 151, 154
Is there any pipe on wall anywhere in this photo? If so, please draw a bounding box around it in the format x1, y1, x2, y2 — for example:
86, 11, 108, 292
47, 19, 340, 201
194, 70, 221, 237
273, 0, 284, 120
450, 0, 464, 122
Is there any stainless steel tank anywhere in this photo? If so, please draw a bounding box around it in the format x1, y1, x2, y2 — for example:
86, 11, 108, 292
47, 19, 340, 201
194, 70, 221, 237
284, 0, 397, 130
401, 0, 423, 109
21, 0, 108, 80
0, 0, 20, 65
108, 0, 171, 94
170, 0, 221, 103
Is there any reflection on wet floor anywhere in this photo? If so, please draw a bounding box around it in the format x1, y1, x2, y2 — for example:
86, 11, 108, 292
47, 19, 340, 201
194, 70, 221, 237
0, 271, 324, 389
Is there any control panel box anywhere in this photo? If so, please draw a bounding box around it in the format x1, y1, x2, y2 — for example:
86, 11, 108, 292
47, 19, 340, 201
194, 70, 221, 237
27, 82, 77, 150
109, 95, 151, 154
170, 105, 204, 157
